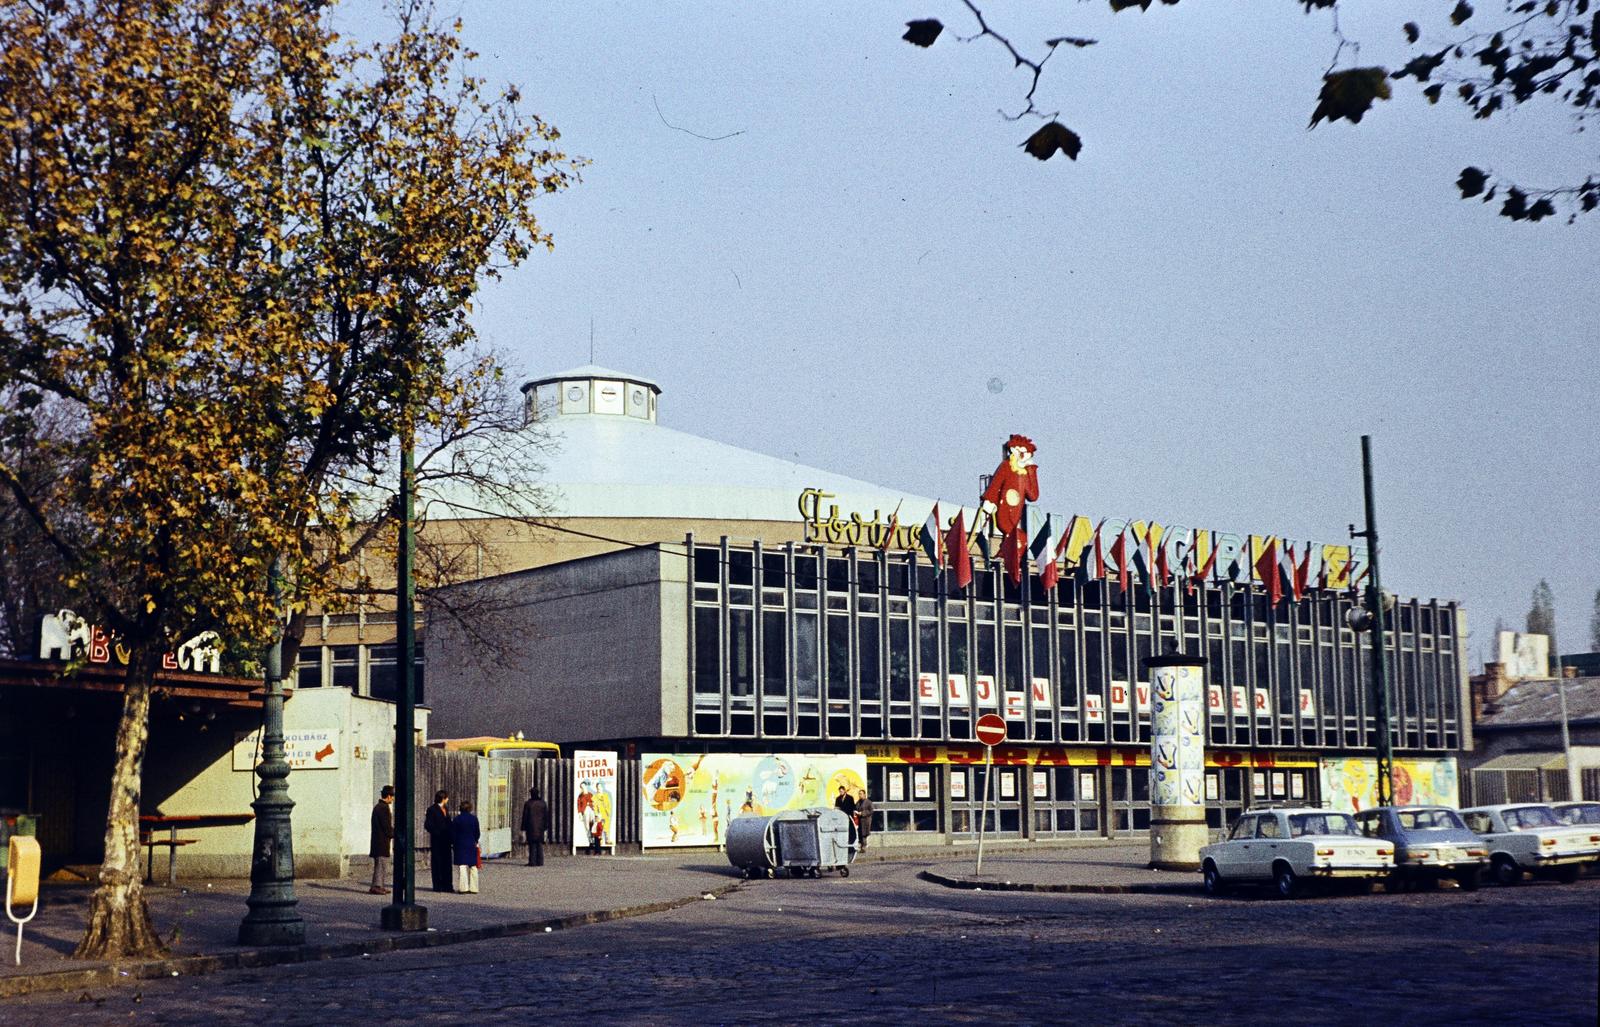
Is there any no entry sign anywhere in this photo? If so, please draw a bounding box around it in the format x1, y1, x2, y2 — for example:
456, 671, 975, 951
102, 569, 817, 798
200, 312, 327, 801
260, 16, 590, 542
975, 713, 1007, 747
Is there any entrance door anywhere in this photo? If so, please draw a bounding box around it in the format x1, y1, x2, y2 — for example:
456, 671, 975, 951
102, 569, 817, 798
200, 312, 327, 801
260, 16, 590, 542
949, 764, 1024, 839
1029, 766, 1103, 838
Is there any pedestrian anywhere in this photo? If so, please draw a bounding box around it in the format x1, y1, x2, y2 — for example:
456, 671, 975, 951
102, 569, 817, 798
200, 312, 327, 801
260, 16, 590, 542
588, 810, 605, 854
368, 784, 395, 894
521, 788, 550, 866
452, 799, 481, 893
834, 785, 857, 846
855, 787, 874, 853
424, 789, 452, 893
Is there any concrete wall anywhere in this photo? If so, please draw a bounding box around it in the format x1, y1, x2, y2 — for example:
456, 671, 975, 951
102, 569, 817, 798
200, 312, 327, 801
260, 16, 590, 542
424, 545, 673, 744
155, 689, 427, 879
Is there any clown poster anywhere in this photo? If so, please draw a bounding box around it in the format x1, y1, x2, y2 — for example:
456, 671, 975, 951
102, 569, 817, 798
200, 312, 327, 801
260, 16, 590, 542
1318, 756, 1460, 813
639, 753, 867, 848
573, 750, 618, 854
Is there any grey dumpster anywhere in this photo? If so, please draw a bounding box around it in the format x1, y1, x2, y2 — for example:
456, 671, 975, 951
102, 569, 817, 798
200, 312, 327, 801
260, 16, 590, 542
725, 808, 855, 879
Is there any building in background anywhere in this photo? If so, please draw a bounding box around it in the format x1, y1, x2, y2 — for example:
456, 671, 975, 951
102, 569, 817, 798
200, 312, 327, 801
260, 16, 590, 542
424, 366, 1473, 847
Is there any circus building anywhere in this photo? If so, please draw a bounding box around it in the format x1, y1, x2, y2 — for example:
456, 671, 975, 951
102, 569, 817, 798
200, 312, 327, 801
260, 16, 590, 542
416, 365, 1472, 850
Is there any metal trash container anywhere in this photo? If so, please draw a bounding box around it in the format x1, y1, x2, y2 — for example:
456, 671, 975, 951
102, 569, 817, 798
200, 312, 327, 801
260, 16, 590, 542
726, 807, 855, 879
0, 815, 38, 872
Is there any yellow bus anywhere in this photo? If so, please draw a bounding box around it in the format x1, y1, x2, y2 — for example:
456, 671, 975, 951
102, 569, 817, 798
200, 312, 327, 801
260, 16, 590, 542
429, 735, 561, 760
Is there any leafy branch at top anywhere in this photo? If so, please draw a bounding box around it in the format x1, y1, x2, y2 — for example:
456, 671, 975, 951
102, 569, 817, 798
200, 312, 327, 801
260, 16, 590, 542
900, 1, 1599, 222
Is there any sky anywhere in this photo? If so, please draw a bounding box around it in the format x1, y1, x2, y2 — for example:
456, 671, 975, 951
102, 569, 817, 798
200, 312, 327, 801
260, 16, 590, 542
342, 1, 1598, 666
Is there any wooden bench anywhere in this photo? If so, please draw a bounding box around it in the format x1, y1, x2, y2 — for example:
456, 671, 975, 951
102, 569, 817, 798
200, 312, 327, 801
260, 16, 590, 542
138, 813, 253, 886
139, 831, 197, 887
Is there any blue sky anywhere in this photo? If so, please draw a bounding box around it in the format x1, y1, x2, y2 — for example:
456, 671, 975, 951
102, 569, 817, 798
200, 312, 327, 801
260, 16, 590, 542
344, 1, 1598, 665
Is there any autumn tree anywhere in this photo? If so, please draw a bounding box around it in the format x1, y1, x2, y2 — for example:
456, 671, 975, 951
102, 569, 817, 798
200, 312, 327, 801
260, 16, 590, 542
1527, 578, 1558, 654
0, 0, 572, 959
901, 1, 1599, 221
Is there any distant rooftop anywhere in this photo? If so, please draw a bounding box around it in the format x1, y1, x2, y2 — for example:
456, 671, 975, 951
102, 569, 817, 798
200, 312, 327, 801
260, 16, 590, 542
1476, 676, 1600, 731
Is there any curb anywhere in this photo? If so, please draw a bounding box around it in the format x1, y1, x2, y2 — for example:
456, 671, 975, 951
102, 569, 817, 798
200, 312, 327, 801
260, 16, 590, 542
0, 881, 744, 999
917, 868, 1200, 895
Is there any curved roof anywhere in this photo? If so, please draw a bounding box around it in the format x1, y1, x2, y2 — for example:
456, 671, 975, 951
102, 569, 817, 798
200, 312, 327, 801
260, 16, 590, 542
432, 365, 954, 526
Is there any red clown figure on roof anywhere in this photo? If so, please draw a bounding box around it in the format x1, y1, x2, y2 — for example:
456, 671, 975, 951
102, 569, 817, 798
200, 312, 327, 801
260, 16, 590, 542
980, 434, 1039, 537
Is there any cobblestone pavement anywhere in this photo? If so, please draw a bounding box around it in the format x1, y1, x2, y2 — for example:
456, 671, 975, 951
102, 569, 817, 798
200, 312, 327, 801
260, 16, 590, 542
5, 865, 1596, 1026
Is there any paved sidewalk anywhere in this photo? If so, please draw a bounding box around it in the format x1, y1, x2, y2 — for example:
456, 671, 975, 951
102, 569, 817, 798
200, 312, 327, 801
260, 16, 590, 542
1, 841, 1192, 997
0, 853, 742, 997
914, 843, 1203, 894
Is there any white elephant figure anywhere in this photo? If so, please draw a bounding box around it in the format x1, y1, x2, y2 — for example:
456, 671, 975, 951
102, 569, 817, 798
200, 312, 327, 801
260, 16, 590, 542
175, 630, 222, 674
38, 610, 91, 661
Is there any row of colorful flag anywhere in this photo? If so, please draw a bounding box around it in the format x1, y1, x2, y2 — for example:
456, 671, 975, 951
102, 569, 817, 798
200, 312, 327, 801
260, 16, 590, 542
900, 506, 1368, 600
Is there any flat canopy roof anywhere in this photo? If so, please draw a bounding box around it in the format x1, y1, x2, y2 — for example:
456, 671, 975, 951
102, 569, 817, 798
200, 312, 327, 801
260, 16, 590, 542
0, 658, 269, 708
1470, 752, 1567, 772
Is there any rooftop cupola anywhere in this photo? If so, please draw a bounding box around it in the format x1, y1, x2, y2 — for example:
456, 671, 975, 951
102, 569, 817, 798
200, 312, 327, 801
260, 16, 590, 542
520, 365, 660, 425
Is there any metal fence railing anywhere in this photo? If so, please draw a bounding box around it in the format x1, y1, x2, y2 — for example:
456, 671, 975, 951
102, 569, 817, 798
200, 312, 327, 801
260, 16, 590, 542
409, 750, 642, 858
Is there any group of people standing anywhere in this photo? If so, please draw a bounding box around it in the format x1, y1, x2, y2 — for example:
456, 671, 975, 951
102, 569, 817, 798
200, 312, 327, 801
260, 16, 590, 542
833, 785, 875, 850
369, 785, 554, 895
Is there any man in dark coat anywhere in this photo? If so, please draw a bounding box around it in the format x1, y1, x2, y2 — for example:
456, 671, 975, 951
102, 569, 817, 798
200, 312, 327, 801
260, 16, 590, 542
855, 787, 875, 853
520, 788, 550, 866
424, 789, 452, 892
369, 784, 395, 894
834, 785, 857, 845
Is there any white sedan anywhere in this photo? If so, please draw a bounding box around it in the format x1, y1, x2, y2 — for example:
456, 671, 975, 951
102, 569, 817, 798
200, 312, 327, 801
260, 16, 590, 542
1200, 807, 1394, 898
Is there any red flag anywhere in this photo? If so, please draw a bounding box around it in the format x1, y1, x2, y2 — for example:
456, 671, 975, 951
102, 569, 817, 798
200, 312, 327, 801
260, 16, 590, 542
1109, 530, 1130, 593
1293, 543, 1311, 601
1001, 528, 1024, 586
1092, 521, 1107, 581
879, 501, 902, 551
1193, 542, 1218, 589
1154, 534, 1172, 588
946, 510, 972, 590
1254, 539, 1282, 606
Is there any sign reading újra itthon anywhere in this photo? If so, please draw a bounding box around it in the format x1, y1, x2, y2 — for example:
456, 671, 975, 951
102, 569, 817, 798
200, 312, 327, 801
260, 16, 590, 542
573, 750, 617, 854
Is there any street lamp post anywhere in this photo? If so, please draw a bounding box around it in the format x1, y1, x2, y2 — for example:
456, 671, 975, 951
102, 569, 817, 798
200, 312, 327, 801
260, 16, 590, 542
238, 562, 306, 946
1348, 435, 1395, 809
381, 426, 427, 932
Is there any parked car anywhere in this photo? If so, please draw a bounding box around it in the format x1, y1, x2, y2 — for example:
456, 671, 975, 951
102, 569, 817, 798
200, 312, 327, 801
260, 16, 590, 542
1552, 801, 1600, 826
1459, 803, 1600, 885
1200, 807, 1394, 899
1353, 806, 1488, 891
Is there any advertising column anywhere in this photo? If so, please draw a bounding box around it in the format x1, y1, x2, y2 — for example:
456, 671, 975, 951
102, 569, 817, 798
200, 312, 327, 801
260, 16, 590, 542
573, 751, 618, 855
1145, 653, 1208, 871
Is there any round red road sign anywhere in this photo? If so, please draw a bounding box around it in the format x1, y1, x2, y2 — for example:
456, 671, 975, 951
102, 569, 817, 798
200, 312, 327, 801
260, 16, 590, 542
975, 713, 1007, 747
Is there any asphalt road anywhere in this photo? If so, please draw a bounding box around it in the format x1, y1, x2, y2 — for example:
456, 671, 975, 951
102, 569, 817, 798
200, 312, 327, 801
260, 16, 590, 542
4, 863, 1596, 1026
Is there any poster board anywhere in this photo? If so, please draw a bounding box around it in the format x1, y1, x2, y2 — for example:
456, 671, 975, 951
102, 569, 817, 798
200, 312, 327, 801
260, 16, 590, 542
639, 753, 867, 848
573, 750, 618, 854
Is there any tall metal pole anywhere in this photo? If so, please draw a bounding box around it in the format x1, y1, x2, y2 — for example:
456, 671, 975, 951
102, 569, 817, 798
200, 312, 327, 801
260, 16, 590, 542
1554, 653, 1578, 800
1355, 435, 1395, 809
239, 561, 306, 946
382, 428, 428, 931
975, 745, 994, 876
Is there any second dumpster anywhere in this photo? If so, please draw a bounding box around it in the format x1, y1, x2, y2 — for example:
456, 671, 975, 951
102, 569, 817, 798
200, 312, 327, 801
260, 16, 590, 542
726, 807, 854, 879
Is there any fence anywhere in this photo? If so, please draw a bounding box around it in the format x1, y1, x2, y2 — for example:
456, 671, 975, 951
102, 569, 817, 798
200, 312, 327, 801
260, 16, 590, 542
409, 749, 642, 858
1466, 764, 1600, 806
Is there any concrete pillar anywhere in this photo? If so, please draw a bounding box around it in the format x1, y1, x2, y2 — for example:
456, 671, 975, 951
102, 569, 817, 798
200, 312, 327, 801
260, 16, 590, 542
1145, 653, 1208, 871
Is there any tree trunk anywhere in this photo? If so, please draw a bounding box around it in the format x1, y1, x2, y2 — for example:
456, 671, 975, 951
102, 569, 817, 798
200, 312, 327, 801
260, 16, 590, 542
74, 653, 167, 959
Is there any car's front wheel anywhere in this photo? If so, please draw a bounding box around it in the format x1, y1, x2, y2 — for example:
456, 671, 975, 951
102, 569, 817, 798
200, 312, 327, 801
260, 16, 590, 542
1491, 855, 1522, 886
1202, 861, 1226, 897
1273, 862, 1299, 899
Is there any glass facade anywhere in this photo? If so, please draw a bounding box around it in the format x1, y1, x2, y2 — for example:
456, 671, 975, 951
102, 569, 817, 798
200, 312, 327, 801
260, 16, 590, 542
687, 538, 1463, 754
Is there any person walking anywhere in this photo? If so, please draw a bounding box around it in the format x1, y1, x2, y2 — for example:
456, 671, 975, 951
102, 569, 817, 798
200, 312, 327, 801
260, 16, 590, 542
855, 787, 874, 853
451, 799, 482, 894
424, 789, 452, 893
368, 784, 395, 894
520, 788, 550, 866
